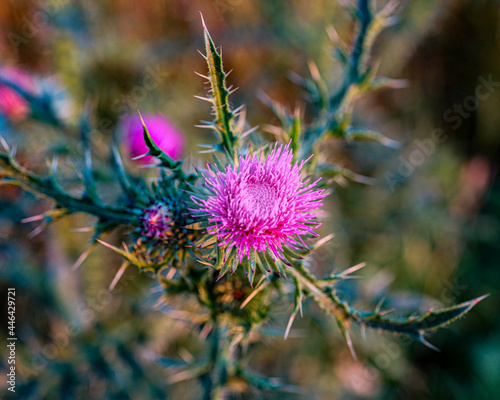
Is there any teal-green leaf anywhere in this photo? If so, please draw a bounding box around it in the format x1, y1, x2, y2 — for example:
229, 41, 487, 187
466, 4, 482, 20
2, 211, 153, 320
356, 295, 489, 336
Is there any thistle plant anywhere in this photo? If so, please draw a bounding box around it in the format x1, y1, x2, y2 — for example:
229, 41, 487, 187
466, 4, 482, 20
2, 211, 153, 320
0, 1, 488, 398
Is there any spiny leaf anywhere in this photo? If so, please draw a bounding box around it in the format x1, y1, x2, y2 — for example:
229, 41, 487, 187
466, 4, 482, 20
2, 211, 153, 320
212, 151, 225, 171
242, 254, 256, 286
230, 253, 239, 274
283, 246, 305, 261
318, 164, 375, 185
264, 249, 285, 276
249, 251, 257, 286
200, 14, 236, 157
355, 294, 489, 340
97, 240, 157, 271
368, 77, 409, 92
214, 244, 226, 269
334, 315, 357, 359
285, 276, 302, 340
258, 251, 272, 273
289, 108, 302, 156
319, 262, 366, 284
346, 128, 400, 149
218, 247, 236, 279
363, 0, 399, 59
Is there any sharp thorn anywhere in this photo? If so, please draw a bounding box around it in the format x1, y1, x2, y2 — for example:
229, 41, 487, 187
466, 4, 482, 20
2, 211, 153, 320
72, 247, 92, 271
194, 95, 214, 103
194, 71, 209, 80
131, 153, 149, 161
0, 135, 10, 151
109, 262, 129, 291
21, 214, 45, 223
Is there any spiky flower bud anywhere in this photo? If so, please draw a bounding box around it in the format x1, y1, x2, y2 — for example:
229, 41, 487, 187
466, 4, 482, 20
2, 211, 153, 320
139, 203, 173, 240
126, 176, 196, 270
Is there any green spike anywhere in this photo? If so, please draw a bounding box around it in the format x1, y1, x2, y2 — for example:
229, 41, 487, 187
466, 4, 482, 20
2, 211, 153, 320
139, 112, 183, 170
334, 316, 357, 359
243, 255, 251, 279
254, 252, 271, 276
231, 253, 239, 274
248, 251, 257, 286
257, 251, 272, 273
283, 246, 304, 260
265, 249, 284, 276
346, 128, 400, 149
200, 15, 237, 157
218, 247, 236, 279
318, 163, 375, 185
214, 245, 226, 268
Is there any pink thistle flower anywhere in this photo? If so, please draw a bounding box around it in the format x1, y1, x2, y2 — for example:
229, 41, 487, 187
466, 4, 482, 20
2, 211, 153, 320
121, 114, 185, 163
0, 87, 29, 122
139, 203, 173, 241
0, 67, 35, 122
192, 143, 326, 267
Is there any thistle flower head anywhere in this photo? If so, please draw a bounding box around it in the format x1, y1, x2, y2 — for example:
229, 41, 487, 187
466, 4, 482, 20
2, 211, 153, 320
192, 143, 325, 269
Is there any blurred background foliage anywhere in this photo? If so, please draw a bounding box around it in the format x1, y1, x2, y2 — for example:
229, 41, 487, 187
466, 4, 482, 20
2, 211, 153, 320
0, 0, 499, 399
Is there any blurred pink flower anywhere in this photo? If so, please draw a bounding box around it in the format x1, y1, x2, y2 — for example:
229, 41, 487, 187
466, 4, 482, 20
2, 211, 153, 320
0, 67, 35, 122
122, 114, 185, 163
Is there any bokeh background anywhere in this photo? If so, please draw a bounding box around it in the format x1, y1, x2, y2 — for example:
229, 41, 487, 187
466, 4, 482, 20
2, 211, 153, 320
0, 0, 499, 399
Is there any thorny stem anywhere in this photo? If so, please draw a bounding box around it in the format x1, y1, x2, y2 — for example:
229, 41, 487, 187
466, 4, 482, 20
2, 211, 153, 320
202, 270, 228, 400
0, 153, 137, 224
287, 264, 352, 322
286, 261, 487, 350
330, 0, 372, 108
200, 268, 248, 399
303, 0, 373, 158
202, 16, 237, 160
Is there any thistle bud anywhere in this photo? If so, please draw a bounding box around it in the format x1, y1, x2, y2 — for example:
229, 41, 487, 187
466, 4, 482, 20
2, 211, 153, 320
139, 203, 173, 240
